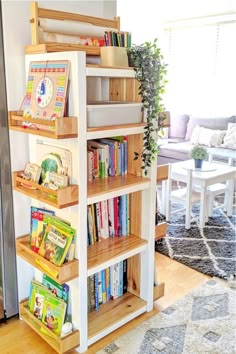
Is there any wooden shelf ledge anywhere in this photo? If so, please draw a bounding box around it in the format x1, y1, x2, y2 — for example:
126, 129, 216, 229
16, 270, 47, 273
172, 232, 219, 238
153, 282, 165, 301
12, 171, 78, 209
155, 222, 167, 240
88, 174, 150, 204
157, 164, 168, 183
20, 299, 79, 354
16, 235, 79, 284
8, 111, 78, 139
88, 292, 147, 344
87, 234, 147, 275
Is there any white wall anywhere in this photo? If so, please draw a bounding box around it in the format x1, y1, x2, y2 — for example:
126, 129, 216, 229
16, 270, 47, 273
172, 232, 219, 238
117, 0, 236, 43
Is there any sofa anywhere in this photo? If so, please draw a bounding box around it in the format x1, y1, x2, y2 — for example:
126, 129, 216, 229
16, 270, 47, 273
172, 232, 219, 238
158, 114, 236, 165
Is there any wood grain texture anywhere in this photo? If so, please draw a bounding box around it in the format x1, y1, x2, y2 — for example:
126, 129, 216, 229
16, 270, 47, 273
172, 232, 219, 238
0, 254, 210, 354
87, 234, 147, 271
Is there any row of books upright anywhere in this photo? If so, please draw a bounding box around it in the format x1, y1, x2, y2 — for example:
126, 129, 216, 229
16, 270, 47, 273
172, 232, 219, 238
88, 194, 129, 245
88, 259, 127, 312
104, 31, 132, 48
87, 137, 127, 181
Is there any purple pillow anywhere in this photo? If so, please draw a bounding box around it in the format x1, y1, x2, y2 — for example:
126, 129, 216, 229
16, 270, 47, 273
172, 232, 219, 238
169, 114, 190, 139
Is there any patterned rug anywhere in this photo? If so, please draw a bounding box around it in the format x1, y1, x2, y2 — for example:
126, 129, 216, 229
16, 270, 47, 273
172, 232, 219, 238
97, 279, 236, 354
155, 199, 236, 280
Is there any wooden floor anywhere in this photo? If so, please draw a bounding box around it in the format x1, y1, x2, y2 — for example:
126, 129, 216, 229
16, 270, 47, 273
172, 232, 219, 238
0, 253, 210, 354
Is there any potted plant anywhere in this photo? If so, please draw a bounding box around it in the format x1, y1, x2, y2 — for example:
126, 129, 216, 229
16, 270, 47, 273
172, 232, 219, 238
190, 145, 208, 169
127, 39, 167, 175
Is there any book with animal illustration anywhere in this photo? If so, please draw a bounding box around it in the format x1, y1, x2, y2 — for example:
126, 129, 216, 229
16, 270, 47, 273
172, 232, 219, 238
41, 291, 67, 336
36, 141, 72, 186
30, 206, 55, 253
38, 216, 76, 266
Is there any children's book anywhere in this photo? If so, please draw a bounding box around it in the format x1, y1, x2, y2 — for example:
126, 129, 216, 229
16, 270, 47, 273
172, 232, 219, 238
28, 280, 51, 320
41, 292, 67, 336
42, 274, 69, 303
38, 216, 76, 266
30, 206, 55, 253
36, 141, 72, 186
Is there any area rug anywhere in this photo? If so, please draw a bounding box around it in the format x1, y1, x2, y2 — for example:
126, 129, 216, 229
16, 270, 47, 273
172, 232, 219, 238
97, 279, 236, 354
155, 201, 236, 280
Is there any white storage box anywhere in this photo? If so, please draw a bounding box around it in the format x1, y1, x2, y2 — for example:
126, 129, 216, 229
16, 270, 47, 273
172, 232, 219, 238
87, 102, 143, 128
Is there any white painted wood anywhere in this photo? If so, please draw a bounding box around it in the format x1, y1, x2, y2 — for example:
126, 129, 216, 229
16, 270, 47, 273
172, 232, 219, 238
86, 66, 135, 78
87, 125, 145, 140
140, 154, 157, 311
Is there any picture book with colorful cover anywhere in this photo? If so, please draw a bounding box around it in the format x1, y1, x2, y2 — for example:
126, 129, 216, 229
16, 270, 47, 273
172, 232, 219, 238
23, 60, 70, 132
30, 206, 55, 253
38, 216, 76, 266
42, 274, 69, 303
36, 141, 72, 187
28, 280, 51, 320
42, 291, 67, 336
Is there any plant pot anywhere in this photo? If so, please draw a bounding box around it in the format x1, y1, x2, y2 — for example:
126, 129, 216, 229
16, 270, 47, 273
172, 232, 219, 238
194, 159, 203, 169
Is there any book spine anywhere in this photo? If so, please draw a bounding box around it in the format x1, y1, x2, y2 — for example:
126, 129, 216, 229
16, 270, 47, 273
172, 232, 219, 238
123, 259, 128, 293
101, 269, 107, 304
94, 273, 99, 311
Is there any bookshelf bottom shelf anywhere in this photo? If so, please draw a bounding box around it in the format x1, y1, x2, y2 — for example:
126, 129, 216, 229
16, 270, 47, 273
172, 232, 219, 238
19, 300, 80, 354
88, 292, 147, 345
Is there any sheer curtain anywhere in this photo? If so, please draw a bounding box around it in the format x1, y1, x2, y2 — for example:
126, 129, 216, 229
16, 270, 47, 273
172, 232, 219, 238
162, 18, 236, 116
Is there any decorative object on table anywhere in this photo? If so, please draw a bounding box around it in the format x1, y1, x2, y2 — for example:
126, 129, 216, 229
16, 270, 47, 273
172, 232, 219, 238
190, 144, 208, 169
23, 60, 70, 131
156, 199, 236, 279
98, 279, 236, 354
127, 39, 168, 175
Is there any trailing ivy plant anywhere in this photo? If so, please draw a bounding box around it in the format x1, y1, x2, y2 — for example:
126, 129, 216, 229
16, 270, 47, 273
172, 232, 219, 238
127, 39, 167, 175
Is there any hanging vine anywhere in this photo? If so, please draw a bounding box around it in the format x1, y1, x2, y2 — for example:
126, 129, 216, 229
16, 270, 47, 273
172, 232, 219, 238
127, 39, 168, 175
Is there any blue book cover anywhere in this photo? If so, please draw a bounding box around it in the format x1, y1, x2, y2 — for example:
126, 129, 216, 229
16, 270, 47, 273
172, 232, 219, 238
94, 273, 100, 311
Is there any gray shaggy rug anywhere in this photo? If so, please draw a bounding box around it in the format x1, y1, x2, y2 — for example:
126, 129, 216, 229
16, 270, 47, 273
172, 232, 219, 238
155, 201, 236, 280
98, 279, 236, 354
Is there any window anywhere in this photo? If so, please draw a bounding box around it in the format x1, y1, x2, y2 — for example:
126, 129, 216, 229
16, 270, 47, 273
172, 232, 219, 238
161, 16, 236, 116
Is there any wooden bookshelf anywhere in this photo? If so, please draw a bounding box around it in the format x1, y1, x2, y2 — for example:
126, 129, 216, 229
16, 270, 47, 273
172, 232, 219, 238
8, 111, 78, 139
88, 292, 147, 344
87, 234, 147, 275
12, 171, 78, 209
155, 222, 167, 240
16, 235, 79, 284
20, 299, 80, 354
87, 174, 150, 204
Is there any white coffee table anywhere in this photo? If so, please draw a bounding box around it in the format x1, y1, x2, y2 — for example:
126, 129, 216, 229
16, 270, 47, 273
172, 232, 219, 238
166, 159, 236, 228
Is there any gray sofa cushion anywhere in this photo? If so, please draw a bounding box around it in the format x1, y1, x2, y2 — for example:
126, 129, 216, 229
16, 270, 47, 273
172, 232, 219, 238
185, 116, 236, 140
169, 114, 190, 139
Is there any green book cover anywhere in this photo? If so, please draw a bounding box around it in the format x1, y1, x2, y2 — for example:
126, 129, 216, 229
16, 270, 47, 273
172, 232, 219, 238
28, 280, 51, 321
38, 216, 76, 266
41, 292, 67, 336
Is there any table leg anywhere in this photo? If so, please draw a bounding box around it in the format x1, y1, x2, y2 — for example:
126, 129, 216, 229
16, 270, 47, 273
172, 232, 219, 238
199, 186, 207, 228
226, 178, 234, 217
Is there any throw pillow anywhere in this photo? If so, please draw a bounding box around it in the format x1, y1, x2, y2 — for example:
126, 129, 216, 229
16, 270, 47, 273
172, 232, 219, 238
185, 115, 236, 141
190, 125, 202, 145
198, 127, 226, 147
169, 113, 190, 139
191, 126, 226, 147
221, 123, 236, 149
